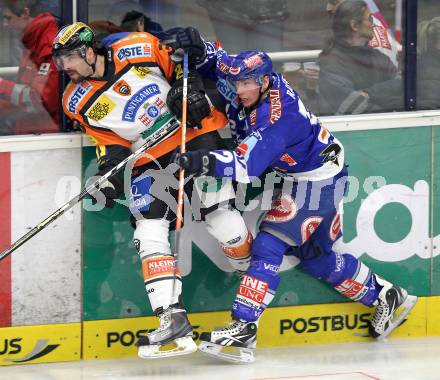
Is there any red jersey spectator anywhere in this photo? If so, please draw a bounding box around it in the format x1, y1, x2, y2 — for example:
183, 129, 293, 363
0, 0, 60, 135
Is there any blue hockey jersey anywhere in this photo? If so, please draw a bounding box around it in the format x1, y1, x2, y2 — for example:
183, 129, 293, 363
198, 43, 345, 183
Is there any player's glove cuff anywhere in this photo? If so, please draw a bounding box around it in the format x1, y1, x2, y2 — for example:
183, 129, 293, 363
174, 150, 216, 177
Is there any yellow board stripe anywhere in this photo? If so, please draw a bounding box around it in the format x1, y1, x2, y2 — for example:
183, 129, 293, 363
83, 296, 438, 360
1, 297, 439, 364
0, 323, 81, 366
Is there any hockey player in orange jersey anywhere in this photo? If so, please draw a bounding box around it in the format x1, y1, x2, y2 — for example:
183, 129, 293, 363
52, 23, 252, 359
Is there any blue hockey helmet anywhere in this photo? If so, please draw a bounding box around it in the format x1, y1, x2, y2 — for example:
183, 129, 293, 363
227, 50, 272, 85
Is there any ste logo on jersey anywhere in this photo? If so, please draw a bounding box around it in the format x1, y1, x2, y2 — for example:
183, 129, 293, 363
217, 78, 237, 104
116, 43, 152, 61
67, 81, 92, 113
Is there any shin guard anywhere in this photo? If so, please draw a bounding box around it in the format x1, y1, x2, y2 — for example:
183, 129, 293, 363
134, 219, 181, 311
232, 232, 289, 321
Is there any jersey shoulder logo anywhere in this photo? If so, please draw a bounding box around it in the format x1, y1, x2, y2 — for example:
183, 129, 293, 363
116, 43, 152, 61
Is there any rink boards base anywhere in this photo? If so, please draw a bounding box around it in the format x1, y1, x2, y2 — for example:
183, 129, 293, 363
0, 323, 81, 366
0, 296, 437, 365
82, 297, 430, 360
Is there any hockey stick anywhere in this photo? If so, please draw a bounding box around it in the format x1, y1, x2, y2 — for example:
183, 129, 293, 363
0, 118, 181, 262
172, 51, 188, 293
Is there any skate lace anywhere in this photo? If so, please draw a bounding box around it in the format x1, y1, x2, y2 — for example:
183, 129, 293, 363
219, 320, 246, 334
371, 301, 390, 328
157, 308, 172, 331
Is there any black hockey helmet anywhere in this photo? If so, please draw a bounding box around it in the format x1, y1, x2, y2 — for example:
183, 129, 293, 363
52, 22, 98, 74
52, 22, 95, 59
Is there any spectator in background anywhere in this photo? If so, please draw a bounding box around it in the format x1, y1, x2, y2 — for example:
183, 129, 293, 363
121, 10, 164, 36
326, 0, 401, 67
99, 3, 167, 47
417, 17, 440, 109
197, 0, 289, 52
318, 0, 402, 115
0, 0, 59, 135
88, 20, 122, 48
106, 0, 165, 37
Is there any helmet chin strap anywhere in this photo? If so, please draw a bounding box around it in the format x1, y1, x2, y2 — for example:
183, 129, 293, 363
246, 78, 271, 110
83, 50, 98, 79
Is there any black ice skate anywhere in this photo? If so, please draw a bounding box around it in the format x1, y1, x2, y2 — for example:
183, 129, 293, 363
369, 278, 418, 340
136, 305, 197, 359
198, 318, 257, 363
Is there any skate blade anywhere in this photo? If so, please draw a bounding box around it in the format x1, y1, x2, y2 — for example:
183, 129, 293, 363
378, 295, 418, 341
138, 336, 197, 359
198, 341, 255, 364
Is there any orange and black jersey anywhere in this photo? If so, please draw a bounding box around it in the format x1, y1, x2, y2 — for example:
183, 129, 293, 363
62, 32, 227, 166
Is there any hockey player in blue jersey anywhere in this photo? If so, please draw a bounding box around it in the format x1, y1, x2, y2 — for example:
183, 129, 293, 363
169, 46, 418, 363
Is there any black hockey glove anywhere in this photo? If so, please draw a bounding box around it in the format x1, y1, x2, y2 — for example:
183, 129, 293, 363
163, 27, 206, 65
90, 174, 124, 209
174, 150, 216, 177
88, 146, 130, 208
167, 71, 211, 129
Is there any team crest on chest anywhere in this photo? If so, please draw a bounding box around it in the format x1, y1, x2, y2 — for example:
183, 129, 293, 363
113, 80, 131, 96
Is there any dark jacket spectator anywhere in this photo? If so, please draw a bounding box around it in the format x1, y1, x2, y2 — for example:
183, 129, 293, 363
0, 2, 59, 135
88, 20, 123, 48
417, 17, 440, 109
196, 0, 289, 51
120, 10, 164, 36
318, 0, 402, 115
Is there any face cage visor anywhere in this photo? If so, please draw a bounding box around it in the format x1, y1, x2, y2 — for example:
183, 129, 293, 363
227, 74, 265, 93
53, 45, 87, 71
